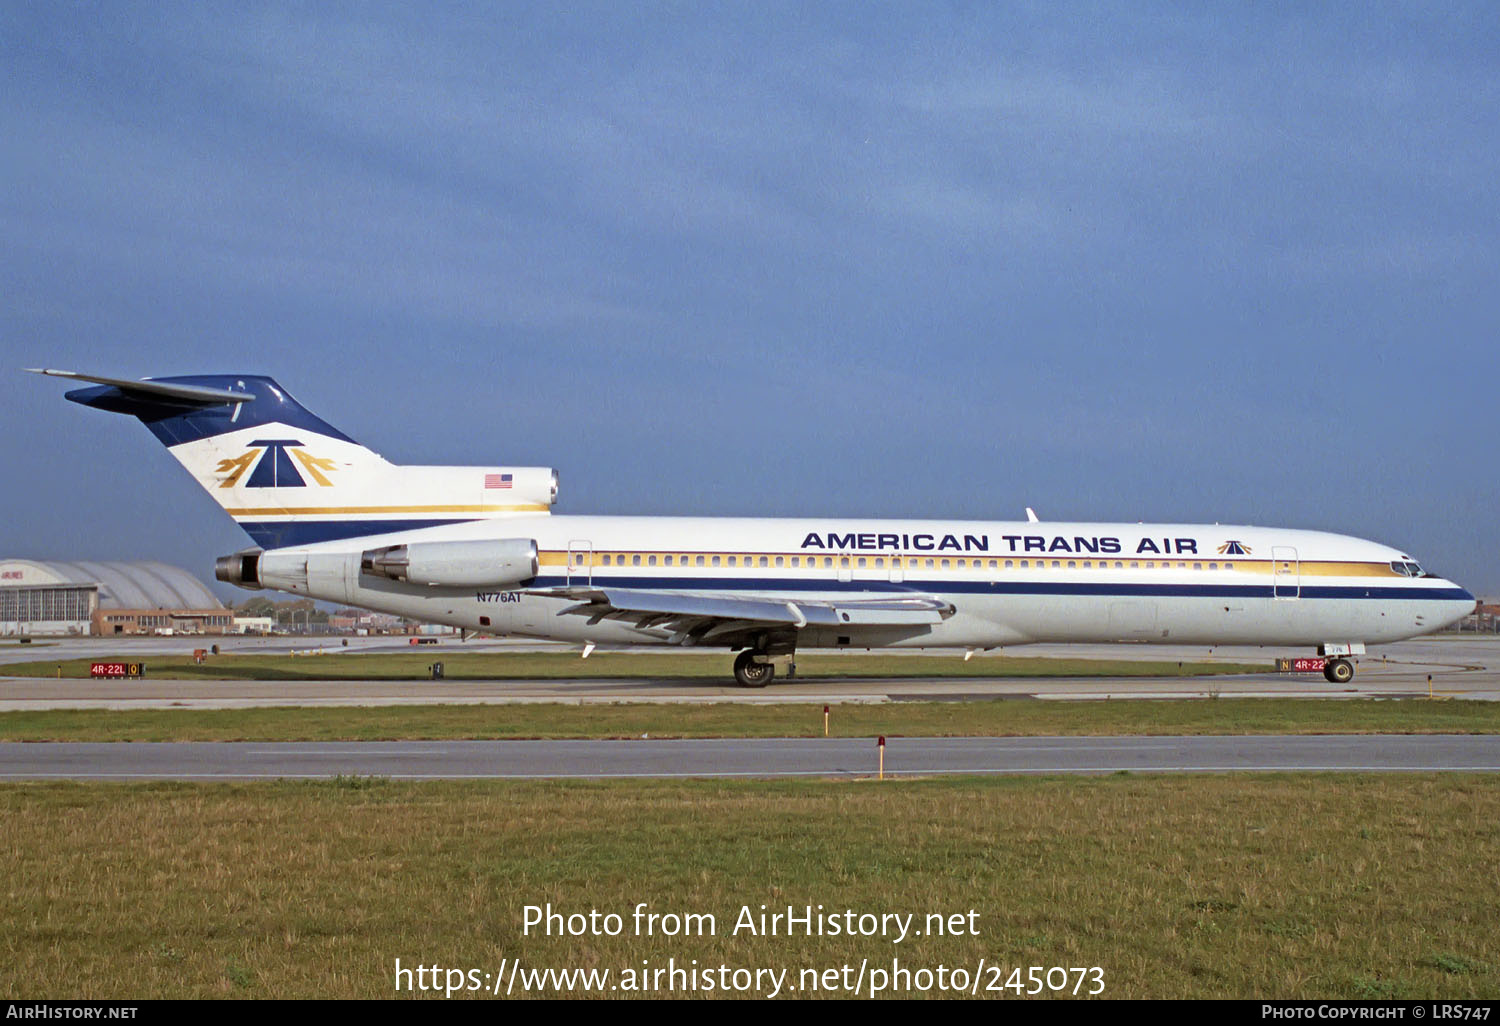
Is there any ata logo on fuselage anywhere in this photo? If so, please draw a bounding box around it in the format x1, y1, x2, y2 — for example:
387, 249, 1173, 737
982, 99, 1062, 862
1218, 540, 1251, 556
215, 439, 338, 488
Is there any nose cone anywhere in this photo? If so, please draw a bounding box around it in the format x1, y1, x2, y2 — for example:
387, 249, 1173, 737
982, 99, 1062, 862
1434, 581, 1477, 632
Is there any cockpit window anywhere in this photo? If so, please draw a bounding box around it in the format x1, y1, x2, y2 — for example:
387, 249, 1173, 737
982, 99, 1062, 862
1389, 560, 1424, 577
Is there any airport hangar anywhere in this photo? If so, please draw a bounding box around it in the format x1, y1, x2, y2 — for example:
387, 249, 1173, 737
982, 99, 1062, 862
0, 559, 230, 637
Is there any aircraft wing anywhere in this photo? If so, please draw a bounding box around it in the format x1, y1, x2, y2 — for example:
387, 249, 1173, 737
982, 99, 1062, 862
523, 586, 953, 645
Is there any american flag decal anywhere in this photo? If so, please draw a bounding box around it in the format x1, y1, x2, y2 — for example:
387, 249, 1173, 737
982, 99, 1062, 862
485, 473, 513, 489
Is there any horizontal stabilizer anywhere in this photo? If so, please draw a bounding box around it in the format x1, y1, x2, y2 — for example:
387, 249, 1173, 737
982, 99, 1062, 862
27, 368, 251, 407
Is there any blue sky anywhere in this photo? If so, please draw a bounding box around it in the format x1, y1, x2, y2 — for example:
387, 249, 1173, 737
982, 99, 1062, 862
4, 3, 1497, 595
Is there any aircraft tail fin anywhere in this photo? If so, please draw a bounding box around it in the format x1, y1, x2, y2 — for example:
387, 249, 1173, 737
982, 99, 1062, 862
31, 370, 556, 548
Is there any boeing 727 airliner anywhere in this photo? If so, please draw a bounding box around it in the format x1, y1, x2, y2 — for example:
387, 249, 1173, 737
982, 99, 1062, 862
32, 370, 1476, 686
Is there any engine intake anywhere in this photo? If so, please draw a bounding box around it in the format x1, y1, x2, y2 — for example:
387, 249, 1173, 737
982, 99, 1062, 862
361, 538, 539, 588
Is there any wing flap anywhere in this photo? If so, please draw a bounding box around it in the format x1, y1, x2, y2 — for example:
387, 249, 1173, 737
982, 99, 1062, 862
533, 587, 829, 624
525, 586, 953, 638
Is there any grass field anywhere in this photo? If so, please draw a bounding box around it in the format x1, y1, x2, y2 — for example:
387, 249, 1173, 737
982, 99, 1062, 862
4, 698, 1500, 742
0, 650, 1271, 681
1, 775, 1495, 999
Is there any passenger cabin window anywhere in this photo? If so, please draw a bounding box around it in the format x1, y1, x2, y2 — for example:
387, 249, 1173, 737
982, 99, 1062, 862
760, 556, 769, 568
775, 556, 784, 568
648, 555, 657, 566
696, 556, 705, 567
632, 555, 642, 567
601, 554, 611, 566
712, 556, 721, 567
728, 556, 737, 567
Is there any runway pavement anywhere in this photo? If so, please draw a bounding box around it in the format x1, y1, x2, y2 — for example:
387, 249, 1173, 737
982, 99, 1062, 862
5, 638, 1496, 780
2, 734, 1497, 779
1, 637, 1496, 708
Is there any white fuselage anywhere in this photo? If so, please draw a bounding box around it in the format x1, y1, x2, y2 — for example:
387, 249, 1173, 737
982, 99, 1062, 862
257, 514, 1475, 651
43, 373, 1474, 662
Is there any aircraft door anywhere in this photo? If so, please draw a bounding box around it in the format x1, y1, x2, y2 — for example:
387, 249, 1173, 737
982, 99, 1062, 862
1272, 546, 1300, 599
567, 540, 593, 587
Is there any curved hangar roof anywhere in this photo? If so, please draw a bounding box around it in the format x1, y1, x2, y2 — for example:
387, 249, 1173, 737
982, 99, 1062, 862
0, 560, 223, 610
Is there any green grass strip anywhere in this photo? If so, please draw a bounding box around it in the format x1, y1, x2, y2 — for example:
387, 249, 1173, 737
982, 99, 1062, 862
1, 775, 1496, 999
3, 698, 1498, 742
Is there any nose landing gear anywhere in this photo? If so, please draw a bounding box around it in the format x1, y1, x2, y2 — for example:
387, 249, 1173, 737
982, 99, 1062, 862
1323, 657, 1355, 684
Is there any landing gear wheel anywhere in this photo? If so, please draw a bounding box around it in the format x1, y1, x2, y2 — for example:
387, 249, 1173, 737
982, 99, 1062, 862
1323, 658, 1355, 684
733, 650, 775, 688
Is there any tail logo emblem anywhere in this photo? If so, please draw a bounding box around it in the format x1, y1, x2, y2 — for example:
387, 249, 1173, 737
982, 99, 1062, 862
216, 439, 338, 488
1217, 540, 1251, 556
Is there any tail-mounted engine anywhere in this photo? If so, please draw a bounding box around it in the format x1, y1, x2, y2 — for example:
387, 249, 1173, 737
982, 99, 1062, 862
214, 549, 264, 590
360, 538, 539, 588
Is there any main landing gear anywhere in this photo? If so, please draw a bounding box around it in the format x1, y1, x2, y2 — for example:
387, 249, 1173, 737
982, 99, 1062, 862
733, 650, 775, 688
1323, 658, 1355, 684
732, 631, 797, 687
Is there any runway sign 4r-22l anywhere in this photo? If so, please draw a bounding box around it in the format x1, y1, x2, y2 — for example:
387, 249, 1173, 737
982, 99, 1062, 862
90, 662, 145, 679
